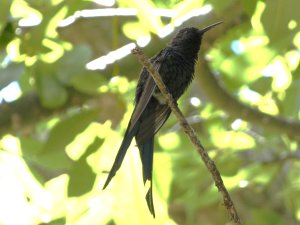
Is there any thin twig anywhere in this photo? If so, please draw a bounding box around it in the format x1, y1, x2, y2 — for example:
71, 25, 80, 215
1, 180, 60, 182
132, 47, 243, 225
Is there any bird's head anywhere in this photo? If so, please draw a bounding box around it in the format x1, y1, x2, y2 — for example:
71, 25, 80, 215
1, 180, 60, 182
169, 21, 223, 55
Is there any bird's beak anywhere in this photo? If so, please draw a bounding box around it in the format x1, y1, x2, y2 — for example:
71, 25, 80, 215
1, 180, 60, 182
200, 21, 223, 33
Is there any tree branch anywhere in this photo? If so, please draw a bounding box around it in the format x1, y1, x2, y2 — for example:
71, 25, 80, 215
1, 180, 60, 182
0, 90, 91, 137
132, 47, 243, 225
196, 60, 300, 141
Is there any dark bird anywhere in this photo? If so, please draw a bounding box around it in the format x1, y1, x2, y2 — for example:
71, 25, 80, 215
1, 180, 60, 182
103, 21, 222, 217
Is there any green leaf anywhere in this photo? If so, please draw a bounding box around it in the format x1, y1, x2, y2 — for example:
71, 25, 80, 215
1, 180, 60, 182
217, 153, 242, 177
36, 71, 68, 108
70, 72, 106, 95
261, 0, 300, 46
0, 21, 15, 51
281, 80, 300, 117
55, 45, 92, 85
249, 76, 273, 95
68, 137, 104, 197
251, 208, 284, 225
195, 186, 219, 208
0, 0, 12, 33
20, 137, 43, 156
34, 149, 72, 171
0, 63, 24, 90
19, 136, 71, 181
209, 0, 235, 14
40, 109, 100, 155
34, 60, 68, 108
240, 0, 259, 16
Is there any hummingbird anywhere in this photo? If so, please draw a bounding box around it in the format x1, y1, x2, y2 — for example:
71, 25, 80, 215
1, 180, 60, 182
103, 21, 222, 217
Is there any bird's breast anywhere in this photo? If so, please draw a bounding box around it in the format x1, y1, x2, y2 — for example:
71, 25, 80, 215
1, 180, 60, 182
158, 50, 196, 99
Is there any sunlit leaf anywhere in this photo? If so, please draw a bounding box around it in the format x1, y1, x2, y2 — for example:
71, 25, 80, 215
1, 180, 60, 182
118, 0, 163, 33
153, 152, 173, 201
210, 125, 256, 150
158, 132, 180, 150
123, 22, 150, 40
220, 46, 275, 84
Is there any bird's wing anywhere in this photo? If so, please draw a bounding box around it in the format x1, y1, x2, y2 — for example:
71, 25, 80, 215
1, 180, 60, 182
135, 49, 172, 143
136, 103, 171, 144
129, 49, 167, 130
129, 76, 156, 130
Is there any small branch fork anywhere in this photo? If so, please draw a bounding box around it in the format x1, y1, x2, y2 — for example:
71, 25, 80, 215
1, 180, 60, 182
132, 47, 243, 225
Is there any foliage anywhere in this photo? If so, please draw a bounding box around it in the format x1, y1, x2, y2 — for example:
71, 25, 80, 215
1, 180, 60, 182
0, 0, 299, 225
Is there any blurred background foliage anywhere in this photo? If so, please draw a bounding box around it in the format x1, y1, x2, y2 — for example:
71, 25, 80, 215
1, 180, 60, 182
0, 0, 300, 225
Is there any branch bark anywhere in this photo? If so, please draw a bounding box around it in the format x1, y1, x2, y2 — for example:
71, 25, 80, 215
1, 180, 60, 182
132, 47, 243, 225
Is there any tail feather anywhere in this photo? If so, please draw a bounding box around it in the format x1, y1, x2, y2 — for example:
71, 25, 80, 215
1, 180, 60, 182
146, 185, 155, 217
137, 137, 155, 217
103, 122, 139, 189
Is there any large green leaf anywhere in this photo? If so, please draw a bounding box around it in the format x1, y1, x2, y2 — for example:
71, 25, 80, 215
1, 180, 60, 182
240, 0, 259, 16
0, 0, 12, 33
251, 208, 284, 225
36, 71, 68, 108
281, 80, 300, 118
54, 45, 92, 85
261, 0, 300, 46
70, 72, 106, 95
33, 60, 69, 108
208, 0, 235, 14
40, 109, 100, 155
68, 137, 104, 197
216, 153, 242, 177
0, 21, 15, 51
249, 76, 273, 95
